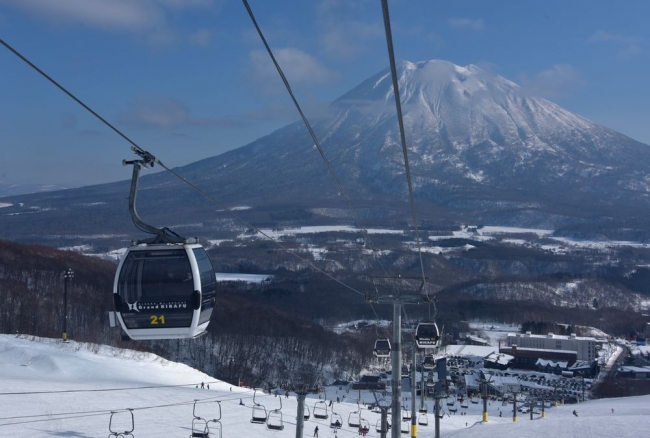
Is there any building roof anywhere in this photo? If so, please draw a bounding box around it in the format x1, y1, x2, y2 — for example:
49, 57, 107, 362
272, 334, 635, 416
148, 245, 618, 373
484, 352, 514, 365
618, 366, 650, 373
506, 346, 577, 355
568, 361, 593, 371
536, 359, 569, 368
508, 332, 596, 342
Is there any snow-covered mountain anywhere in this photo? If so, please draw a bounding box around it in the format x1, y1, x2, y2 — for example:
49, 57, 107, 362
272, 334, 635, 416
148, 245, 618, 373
176, 59, 650, 222
2, 60, 650, 238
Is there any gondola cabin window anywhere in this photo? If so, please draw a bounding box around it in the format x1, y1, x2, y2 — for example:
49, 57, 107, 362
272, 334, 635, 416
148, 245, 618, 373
116, 249, 195, 329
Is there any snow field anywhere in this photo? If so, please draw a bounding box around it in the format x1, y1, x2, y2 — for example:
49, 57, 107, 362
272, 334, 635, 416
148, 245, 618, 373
0, 335, 648, 437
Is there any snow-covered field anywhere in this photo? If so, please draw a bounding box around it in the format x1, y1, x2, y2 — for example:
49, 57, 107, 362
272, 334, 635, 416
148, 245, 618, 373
1, 334, 648, 437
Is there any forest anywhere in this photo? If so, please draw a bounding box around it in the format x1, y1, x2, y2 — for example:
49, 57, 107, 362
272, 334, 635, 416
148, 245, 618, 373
1, 238, 647, 388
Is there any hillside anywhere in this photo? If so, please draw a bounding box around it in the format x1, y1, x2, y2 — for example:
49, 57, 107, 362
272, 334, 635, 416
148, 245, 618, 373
1, 334, 649, 437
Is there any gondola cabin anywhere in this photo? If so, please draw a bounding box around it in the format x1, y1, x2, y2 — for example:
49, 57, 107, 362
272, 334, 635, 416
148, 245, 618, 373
422, 355, 436, 370
113, 243, 217, 340
373, 338, 391, 358
415, 322, 440, 349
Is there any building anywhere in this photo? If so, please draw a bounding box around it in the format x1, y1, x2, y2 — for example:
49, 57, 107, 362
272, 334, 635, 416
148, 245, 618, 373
507, 332, 597, 361
499, 345, 577, 369
616, 366, 650, 379
484, 352, 514, 370
352, 375, 386, 390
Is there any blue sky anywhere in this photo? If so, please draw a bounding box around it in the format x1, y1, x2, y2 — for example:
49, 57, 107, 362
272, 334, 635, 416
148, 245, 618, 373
1, 0, 650, 188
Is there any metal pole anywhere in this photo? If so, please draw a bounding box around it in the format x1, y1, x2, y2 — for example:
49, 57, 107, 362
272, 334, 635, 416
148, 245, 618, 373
420, 370, 426, 412
434, 391, 440, 438
62, 268, 73, 341
411, 343, 417, 437
380, 408, 389, 438
296, 392, 306, 438
513, 391, 518, 422
482, 379, 488, 422
391, 301, 402, 438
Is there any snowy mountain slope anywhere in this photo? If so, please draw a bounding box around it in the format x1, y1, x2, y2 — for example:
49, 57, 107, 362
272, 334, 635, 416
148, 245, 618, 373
1, 334, 649, 438
2, 59, 650, 240
143, 60, 650, 213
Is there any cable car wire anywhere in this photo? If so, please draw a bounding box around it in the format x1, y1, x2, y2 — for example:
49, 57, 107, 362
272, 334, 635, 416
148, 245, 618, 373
0, 38, 371, 299
379, 0, 429, 299
242, 0, 394, 281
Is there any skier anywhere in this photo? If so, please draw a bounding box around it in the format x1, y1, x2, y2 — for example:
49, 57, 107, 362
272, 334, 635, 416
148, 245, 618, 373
572, 410, 578, 417
314, 425, 319, 437
200, 382, 204, 389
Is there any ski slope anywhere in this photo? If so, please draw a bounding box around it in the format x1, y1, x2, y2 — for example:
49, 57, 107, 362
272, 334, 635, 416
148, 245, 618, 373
0, 334, 648, 437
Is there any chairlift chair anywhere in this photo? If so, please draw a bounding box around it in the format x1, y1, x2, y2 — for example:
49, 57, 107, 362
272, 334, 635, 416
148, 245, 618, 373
251, 390, 267, 424
374, 338, 391, 358
402, 406, 411, 421
422, 355, 436, 370
190, 400, 222, 438
418, 413, 428, 426
375, 419, 391, 433
266, 410, 284, 431
302, 404, 311, 421
348, 410, 361, 428
266, 395, 284, 431
415, 322, 440, 349
108, 409, 135, 438
313, 400, 328, 419
113, 153, 217, 341
401, 419, 410, 434
359, 418, 370, 433
330, 412, 343, 429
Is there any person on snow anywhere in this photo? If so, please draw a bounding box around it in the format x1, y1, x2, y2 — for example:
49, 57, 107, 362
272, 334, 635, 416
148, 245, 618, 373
313, 425, 319, 437
572, 410, 578, 417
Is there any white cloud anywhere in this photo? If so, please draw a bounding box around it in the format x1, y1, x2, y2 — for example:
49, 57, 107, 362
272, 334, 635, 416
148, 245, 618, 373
0, 0, 214, 46
0, 0, 163, 31
119, 95, 240, 129
588, 30, 642, 59
248, 47, 340, 91
316, 0, 383, 60
448, 17, 485, 31
188, 29, 212, 47
520, 64, 584, 100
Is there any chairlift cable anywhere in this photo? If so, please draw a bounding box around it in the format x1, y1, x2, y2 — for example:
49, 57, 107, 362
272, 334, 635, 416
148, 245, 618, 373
379, 0, 429, 299
0, 393, 252, 426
